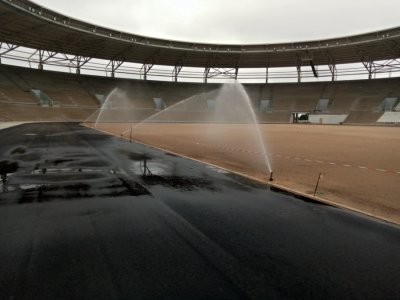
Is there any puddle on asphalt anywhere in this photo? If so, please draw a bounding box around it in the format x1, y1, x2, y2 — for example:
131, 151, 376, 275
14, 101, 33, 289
130, 161, 168, 176
0, 176, 151, 204
0, 160, 19, 180
19, 184, 42, 190
12, 152, 42, 162
140, 174, 218, 192
118, 149, 153, 161
0, 183, 17, 192
10, 147, 26, 155
30, 168, 104, 175
206, 165, 229, 174
49, 158, 75, 165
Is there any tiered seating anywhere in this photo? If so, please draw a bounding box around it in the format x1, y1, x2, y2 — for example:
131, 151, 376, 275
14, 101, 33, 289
349, 96, 383, 112
262, 83, 319, 112
344, 112, 383, 124
327, 82, 361, 113
89, 108, 156, 123
0, 103, 96, 122
45, 90, 97, 107
327, 97, 355, 113
0, 70, 37, 103
0, 64, 399, 124
17, 69, 98, 107
256, 113, 291, 123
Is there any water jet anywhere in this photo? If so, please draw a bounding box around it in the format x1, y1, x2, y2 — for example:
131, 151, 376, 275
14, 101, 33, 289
124, 80, 272, 182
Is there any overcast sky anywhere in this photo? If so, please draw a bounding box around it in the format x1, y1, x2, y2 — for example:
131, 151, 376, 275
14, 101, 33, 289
33, 0, 400, 44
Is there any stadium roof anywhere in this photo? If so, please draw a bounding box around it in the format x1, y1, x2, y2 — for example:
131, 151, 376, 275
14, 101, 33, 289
0, 0, 400, 69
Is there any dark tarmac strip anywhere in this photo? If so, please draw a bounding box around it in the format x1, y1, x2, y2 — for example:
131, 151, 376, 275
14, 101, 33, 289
0, 122, 399, 300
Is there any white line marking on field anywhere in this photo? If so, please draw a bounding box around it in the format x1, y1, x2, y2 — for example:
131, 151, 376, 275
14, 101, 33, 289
316, 160, 323, 163
329, 162, 336, 165
343, 164, 352, 167
376, 169, 386, 172
359, 166, 368, 169
305, 159, 312, 162
285, 156, 291, 159
397, 171, 400, 174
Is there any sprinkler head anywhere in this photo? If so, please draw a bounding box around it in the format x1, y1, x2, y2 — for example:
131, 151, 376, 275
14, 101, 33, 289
269, 171, 273, 181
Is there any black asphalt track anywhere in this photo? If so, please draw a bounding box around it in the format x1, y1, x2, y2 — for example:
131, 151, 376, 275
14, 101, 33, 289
0, 123, 399, 299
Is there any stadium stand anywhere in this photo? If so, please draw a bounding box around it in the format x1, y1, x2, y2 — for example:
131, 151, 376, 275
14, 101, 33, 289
0, 68, 36, 104
343, 112, 384, 124
0, 64, 400, 124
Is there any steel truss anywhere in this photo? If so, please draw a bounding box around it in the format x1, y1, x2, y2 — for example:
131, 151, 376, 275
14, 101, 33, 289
1, 43, 399, 83
204, 67, 239, 83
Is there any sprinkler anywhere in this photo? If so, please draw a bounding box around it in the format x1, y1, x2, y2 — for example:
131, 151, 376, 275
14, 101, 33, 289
269, 171, 274, 181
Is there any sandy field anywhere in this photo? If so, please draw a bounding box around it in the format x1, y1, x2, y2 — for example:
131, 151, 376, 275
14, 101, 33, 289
88, 122, 400, 224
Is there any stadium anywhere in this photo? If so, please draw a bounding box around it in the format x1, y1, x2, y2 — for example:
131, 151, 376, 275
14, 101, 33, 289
0, 0, 399, 299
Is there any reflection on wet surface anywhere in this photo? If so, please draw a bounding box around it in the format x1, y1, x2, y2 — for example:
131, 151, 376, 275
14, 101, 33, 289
141, 174, 218, 192
1, 176, 151, 204
0, 123, 267, 204
10, 147, 26, 155
1, 123, 236, 203
0, 160, 19, 174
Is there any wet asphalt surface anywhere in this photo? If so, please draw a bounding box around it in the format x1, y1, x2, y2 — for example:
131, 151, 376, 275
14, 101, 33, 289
0, 122, 399, 300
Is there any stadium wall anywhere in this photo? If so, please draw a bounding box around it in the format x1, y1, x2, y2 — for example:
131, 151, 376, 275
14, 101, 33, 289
309, 114, 348, 124
377, 112, 400, 123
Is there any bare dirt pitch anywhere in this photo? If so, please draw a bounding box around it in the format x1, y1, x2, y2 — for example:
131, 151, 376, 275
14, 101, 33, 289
88, 123, 400, 224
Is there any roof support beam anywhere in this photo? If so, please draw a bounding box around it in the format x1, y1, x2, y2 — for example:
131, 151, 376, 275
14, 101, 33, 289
296, 54, 303, 83
362, 60, 374, 79
301, 51, 318, 78
328, 64, 337, 81
204, 67, 238, 82
141, 63, 153, 80
173, 64, 183, 82
58, 54, 92, 74
204, 66, 210, 83
172, 58, 184, 82
324, 51, 337, 81
265, 54, 270, 84
141, 49, 160, 80
0, 43, 19, 56
106, 60, 124, 78
296, 65, 301, 83
0, 43, 19, 64
74, 56, 92, 74
310, 60, 318, 78
38, 50, 44, 70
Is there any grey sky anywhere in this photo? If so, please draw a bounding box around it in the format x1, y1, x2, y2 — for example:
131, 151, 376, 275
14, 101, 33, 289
33, 0, 400, 44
